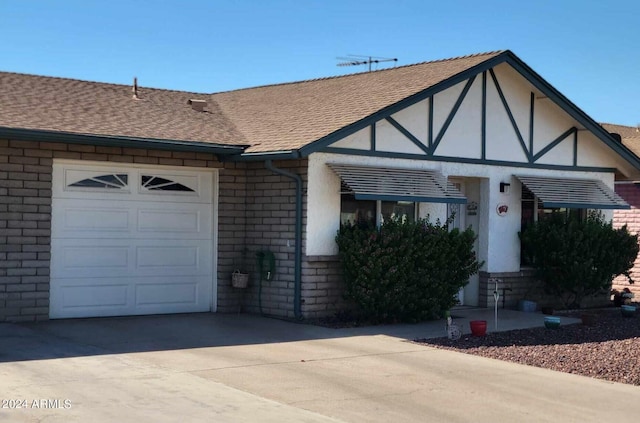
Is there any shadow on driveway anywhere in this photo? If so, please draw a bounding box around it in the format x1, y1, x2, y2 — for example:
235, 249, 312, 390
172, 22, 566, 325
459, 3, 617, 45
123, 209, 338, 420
0, 308, 582, 363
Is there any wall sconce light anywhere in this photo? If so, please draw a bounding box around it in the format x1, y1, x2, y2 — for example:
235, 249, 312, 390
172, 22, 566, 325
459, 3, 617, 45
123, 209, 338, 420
499, 182, 511, 194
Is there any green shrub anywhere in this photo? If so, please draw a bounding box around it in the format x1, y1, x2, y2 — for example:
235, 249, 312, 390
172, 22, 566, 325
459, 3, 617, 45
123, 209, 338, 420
335, 216, 481, 323
519, 211, 638, 309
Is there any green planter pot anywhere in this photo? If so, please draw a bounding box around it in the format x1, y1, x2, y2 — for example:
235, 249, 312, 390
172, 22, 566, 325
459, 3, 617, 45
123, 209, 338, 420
543, 316, 560, 329
621, 305, 636, 318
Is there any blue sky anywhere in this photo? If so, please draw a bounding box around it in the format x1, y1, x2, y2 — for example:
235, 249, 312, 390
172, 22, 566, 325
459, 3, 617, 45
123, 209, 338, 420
1, 0, 638, 126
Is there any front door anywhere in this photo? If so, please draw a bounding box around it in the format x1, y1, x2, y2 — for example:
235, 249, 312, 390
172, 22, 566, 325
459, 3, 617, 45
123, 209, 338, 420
448, 179, 480, 306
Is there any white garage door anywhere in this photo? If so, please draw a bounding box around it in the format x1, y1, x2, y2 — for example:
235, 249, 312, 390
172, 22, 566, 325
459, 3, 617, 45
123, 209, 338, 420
50, 161, 216, 319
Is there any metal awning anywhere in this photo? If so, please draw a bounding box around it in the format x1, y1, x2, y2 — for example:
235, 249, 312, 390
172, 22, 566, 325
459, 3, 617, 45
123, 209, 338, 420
515, 175, 629, 209
328, 163, 466, 204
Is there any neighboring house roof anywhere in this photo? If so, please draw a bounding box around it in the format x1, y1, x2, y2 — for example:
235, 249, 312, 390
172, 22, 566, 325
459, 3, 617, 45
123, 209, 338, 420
1, 50, 639, 169
602, 123, 640, 158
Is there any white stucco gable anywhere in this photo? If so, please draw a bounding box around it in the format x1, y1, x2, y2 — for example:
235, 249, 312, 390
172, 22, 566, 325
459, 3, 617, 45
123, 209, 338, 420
322, 62, 636, 177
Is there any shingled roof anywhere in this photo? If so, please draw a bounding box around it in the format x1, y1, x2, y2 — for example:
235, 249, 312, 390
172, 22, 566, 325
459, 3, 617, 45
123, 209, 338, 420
211, 51, 504, 153
1, 50, 637, 165
0, 72, 247, 148
602, 123, 640, 158
0, 51, 505, 154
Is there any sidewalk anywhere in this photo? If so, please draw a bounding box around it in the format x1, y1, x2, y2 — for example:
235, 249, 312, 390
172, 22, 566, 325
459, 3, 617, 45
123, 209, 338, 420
331, 307, 582, 340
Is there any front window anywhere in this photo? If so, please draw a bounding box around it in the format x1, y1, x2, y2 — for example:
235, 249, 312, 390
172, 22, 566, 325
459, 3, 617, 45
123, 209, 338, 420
520, 185, 586, 265
381, 201, 415, 224
340, 193, 376, 226
340, 182, 416, 226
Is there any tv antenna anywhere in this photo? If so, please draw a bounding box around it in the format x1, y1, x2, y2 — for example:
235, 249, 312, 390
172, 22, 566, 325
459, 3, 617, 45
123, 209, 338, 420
337, 55, 398, 72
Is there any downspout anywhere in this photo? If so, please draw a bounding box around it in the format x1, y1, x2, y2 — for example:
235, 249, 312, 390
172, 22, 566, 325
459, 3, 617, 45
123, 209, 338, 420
265, 159, 303, 320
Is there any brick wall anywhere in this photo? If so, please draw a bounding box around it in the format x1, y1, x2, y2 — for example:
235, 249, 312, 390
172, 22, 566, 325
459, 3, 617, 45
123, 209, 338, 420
613, 183, 640, 300
0, 138, 248, 322
301, 255, 351, 318
232, 160, 306, 318
231, 160, 354, 319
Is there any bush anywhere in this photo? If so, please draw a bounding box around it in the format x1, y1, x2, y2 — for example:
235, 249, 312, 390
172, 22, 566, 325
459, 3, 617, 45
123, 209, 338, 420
335, 216, 481, 323
519, 211, 638, 309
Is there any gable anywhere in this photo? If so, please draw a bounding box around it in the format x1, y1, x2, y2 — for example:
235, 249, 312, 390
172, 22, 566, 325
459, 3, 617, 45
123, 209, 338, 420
321, 61, 638, 178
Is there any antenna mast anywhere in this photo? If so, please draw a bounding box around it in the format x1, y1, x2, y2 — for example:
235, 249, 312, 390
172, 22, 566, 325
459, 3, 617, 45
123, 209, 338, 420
337, 55, 398, 72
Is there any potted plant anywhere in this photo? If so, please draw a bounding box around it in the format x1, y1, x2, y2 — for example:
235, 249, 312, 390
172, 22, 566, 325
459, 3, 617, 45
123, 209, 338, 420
543, 316, 560, 329
231, 269, 249, 288
469, 320, 487, 336
231, 248, 250, 289
621, 304, 636, 318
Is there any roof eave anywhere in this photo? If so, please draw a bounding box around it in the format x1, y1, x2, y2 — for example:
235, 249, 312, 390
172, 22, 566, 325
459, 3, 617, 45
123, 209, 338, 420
0, 127, 247, 155
223, 150, 302, 161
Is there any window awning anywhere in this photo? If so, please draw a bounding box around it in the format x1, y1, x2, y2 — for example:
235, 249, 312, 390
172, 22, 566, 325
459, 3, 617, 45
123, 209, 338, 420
515, 175, 629, 209
328, 163, 467, 204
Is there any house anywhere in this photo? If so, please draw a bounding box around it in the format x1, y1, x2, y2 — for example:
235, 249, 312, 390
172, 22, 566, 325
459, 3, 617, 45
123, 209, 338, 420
605, 123, 640, 299
1, 50, 639, 322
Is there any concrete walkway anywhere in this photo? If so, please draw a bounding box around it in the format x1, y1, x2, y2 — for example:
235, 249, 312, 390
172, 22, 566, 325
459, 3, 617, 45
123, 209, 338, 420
1, 310, 638, 422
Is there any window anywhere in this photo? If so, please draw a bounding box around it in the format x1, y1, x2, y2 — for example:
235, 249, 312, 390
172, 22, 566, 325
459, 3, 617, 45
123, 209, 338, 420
520, 184, 586, 265
380, 200, 415, 224
340, 182, 416, 226
68, 174, 128, 189
521, 185, 586, 231
141, 175, 195, 192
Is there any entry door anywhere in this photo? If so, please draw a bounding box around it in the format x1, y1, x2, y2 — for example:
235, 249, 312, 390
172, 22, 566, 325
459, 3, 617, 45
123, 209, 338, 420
50, 161, 215, 319
447, 179, 480, 306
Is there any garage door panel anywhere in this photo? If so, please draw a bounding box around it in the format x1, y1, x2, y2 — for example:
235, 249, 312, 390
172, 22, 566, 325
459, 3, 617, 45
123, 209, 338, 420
59, 245, 130, 271
50, 282, 130, 319
51, 275, 210, 318
135, 282, 198, 306
137, 246, 198, 268
137, 209, 202, 233
54, 202, 210, 239
52, 240, 210, 278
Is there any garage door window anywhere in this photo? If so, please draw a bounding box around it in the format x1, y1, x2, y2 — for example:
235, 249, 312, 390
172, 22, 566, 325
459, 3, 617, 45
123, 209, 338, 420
68, 174, 128, 189
141, 175, 195, 192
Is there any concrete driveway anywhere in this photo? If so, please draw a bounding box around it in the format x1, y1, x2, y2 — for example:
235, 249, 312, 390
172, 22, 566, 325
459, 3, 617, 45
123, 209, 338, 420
2, 312, 639, 423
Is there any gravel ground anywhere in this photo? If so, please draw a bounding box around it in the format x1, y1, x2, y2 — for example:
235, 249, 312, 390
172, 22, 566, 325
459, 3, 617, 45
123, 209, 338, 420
415, 307, 640, 386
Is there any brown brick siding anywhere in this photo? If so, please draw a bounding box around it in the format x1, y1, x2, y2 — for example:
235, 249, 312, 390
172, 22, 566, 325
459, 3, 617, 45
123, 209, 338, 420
0, 137, 249, 322
613, 183, 640, 300
301, 255, 351, 318
228, 160, 306, 318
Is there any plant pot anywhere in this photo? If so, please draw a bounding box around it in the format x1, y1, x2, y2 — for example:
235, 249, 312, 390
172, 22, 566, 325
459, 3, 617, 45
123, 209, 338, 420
469, 320, 487, 337
231, 270, 249, 288
543, 316, 560, 329
518, 300, 537, 313
621, 305, 636, 318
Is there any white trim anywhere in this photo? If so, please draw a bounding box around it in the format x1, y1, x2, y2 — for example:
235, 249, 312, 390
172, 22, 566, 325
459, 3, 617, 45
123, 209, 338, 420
211, 169, 219, 312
